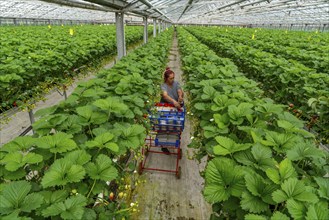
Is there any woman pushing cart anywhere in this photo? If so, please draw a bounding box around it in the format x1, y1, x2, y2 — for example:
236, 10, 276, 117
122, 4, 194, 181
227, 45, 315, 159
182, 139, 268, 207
160, 67, 184, 154
138, 68, 185, 178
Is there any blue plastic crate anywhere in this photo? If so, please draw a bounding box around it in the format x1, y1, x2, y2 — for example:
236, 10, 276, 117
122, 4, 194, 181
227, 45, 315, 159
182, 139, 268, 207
149, 115, 185, 131
155, 133, 180, 148
149, 106, 185, 131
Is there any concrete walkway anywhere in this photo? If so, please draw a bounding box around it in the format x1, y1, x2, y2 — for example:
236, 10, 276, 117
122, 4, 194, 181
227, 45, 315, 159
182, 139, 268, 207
132, 32, 211, 219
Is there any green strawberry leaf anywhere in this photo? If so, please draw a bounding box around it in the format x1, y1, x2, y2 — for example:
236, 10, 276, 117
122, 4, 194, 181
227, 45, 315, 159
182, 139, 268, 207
1, 152, 43, 171
264, 131, 299, 153
85, 154, 118, 181
0, 181, 43, 215
85, 132, 118, 152
204, 157, 245, 203
41, 158, 85, 188
42, 194, 87, 219
64, 150, 91, 166
93, 96, 128, 116
306, 201, 329, 220
245, 214, 267, 220
271, 211, 290, 220
201, 86, 217, 100
286, 142, 325, 161
287, 199, 306, 220
76, 105, 107, 124
213, 136, 251, 156
251, 143, 276, 171
245, 171, 277, 204
241, 191, 269, 214
314, 177, 329, 200
40, 190, 68, 204
1, 210, 32, 220
37, 132, 77, 154
272, 178, 318, 203
266, 158, 297, 184
1, 136, 36, 153
116, 124, 145, 150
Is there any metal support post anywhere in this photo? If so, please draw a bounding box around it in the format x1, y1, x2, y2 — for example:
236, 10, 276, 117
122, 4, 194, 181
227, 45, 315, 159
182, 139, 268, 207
63, 85, 67, 100
153, 18, 157, 37
158, 20, 161, 34
143, 16, 148, 44
28, 109, 35, 134
115, 12, 126, 60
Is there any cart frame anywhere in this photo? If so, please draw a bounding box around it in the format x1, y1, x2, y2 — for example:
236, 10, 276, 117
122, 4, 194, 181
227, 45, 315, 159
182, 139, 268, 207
138, 103, 185, 179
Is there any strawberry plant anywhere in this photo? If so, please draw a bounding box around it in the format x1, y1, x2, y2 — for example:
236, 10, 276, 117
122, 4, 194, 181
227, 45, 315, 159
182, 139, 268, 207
209, 27, 329, 74
0, 29, 173, 219
0, 25, 146, 114
185, 26, 329, 144
178, 27, 329, 219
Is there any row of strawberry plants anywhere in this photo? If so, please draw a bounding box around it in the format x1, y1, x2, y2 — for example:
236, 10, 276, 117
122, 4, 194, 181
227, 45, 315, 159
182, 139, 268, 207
210, 27, 329, 74
185, 27, 329, 144
0, 25, 146, 113
177, 27, 328, 219
237, 28, 328, 53
0, 29, 173, 219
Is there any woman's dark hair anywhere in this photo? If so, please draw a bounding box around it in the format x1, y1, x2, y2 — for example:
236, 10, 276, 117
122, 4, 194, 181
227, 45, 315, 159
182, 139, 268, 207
163, 68, 174, 82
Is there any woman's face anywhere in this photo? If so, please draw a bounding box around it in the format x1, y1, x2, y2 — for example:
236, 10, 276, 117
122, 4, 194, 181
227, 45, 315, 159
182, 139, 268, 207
167, 73, 175, 85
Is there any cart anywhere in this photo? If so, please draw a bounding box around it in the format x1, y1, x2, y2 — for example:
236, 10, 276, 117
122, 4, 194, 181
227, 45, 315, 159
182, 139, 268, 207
138, 103, 185, 179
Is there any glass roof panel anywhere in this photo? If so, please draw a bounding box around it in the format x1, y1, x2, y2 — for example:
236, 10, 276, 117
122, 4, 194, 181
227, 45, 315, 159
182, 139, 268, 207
1, 0, 116, 21
0, 0, 328, 25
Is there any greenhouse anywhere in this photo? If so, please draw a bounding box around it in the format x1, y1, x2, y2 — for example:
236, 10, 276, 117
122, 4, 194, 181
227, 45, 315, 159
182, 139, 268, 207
0, 0, 328, 219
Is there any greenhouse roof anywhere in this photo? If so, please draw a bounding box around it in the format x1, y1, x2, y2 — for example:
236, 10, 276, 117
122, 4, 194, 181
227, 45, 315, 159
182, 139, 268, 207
1, 0, 328, 25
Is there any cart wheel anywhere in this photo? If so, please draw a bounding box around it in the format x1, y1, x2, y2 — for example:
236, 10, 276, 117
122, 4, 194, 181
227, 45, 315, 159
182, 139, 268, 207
176, 166, 181, 179
138, 162, 143, 175
179, 149, 182, 159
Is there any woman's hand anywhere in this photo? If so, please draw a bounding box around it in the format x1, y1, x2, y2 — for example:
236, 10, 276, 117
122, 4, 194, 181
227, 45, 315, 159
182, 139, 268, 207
173, 100, 181, 108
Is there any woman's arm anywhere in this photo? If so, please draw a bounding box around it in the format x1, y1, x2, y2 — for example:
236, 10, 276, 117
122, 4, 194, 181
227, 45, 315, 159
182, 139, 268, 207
177, 89, 184, 102
162, 91, 181, 108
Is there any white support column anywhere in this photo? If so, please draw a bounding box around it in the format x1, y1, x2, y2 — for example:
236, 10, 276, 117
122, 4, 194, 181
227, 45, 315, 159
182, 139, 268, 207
153, 18, 157, 37
115, 12, 126, 60
143, 16, 148, 44
158, 20, 161, 34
